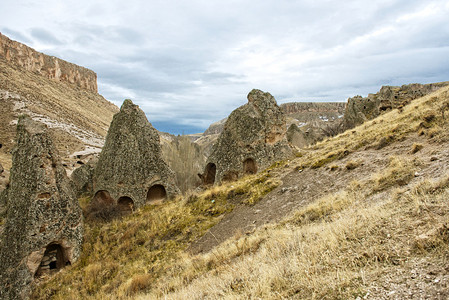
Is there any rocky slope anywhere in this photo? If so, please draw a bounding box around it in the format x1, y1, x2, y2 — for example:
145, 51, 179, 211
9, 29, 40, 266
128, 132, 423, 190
30, 83, 449, 299
0, 35, 119, 192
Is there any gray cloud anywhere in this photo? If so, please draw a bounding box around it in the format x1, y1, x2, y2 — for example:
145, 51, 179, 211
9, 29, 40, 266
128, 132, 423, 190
30, 28, 64, 45
1, 0, 448, 134
1, 27, 31, 44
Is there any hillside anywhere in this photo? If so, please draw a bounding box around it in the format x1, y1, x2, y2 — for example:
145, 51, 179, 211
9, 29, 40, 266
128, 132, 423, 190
0, 36, 119, 180
30, 85, 449, 299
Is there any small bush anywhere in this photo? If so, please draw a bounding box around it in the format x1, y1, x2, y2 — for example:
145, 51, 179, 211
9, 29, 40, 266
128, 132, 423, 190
411, 143, 423, 154
329, 165, 339, 171
345, 160, 360, 170
374, 135, 395, 150
128, 274, 152, 295
372, 157, 415, 192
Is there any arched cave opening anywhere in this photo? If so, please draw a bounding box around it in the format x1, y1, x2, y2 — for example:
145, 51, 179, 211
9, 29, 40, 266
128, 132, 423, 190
35, 244, 69, 277
147, 184, 167, 202
204, 163, 216, 185
117, 196, 134, 212
94, 190, 114, 206
243, 158, 257, 175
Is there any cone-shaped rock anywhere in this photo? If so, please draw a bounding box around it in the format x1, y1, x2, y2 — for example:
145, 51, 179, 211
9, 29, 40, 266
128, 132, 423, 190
92, 99, 179, 210
0, 116, 83, 299
201, 89, 293, 185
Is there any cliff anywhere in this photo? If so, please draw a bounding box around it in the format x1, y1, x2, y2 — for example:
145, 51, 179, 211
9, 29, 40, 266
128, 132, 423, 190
344, 82, 449, 128
0, 33, 97, 93
280, 102, 346, 122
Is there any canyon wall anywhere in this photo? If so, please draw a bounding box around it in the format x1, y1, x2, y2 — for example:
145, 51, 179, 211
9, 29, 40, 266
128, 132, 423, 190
344, 82, 449, 128
0, 33, 97, 93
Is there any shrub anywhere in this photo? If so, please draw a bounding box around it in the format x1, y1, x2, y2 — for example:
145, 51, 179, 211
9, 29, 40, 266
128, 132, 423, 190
411, 143, 423, 154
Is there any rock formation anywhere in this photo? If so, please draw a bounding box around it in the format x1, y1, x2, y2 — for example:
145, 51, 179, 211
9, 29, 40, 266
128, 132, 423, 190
0, 33, 97, 92
71, 158, 97, 198
92, 100, 179, 211
280, 102, 346, 122
0, 116, 83, 299
344, 82, 449, 128
200, 89, 293, 185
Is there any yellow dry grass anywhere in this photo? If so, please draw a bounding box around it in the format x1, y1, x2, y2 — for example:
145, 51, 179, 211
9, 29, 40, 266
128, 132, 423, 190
31, 86, 449, 299
31, 169, 280, 299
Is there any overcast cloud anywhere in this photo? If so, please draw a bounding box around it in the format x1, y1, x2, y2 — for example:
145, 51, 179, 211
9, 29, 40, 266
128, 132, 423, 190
1, 0, 449, 134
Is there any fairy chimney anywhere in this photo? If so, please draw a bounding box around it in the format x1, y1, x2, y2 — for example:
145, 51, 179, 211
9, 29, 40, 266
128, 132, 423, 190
0, 116, 83, 299
201, 89, 293, 185
92, 99, 179, 212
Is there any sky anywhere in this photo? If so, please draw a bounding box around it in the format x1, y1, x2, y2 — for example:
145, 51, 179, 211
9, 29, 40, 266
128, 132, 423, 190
1, 0, 449, 134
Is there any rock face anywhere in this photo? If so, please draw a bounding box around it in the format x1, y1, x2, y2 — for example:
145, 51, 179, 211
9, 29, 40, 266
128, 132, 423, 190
201, 89, 293, 185
344, 82, 449, 128
280, 102, 346, 122
0, 116, 83, 299
92, 100, 179, 210
0, 33, 97, 92
71, 158, 97, 198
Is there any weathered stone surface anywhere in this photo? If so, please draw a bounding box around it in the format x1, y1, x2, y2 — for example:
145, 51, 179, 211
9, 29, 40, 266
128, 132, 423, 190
344, 82, 449, 128
0, 162, 3, 175
280, 102, 346, 122
201, 89, 293, 184
0, 33, 97, 92
0, 116, 83, 299
71, 158, 97, 197
92, 100, 179, 209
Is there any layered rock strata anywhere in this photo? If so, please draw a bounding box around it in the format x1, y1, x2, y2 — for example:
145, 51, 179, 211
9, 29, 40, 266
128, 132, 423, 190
0, 33, 97, 92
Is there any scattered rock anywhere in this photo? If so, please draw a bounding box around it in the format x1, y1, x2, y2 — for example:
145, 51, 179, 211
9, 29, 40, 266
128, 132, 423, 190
0, 116, 83, 299
200, 89, 293, 184
92, 99, 179, 211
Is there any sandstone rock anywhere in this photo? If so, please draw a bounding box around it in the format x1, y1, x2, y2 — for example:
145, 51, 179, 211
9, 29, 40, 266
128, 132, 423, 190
71, 157, 97, 198
92, 99, 179, 210
200, 89, 293, 184
344, 82, 449, 128
0, 116, 83, 299
0, 33, 97, 93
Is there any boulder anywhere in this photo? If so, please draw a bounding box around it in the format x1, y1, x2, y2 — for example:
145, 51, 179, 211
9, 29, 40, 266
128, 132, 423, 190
92, 100, 179, 210
200, 89, 293, 184
0, 116, 83, 299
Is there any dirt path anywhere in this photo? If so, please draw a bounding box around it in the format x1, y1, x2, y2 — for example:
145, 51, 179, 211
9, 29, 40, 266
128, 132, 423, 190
190, 135, 449, 254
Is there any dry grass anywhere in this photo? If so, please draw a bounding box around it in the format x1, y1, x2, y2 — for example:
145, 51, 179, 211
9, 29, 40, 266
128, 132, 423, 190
371, 156, 416, 192
30, 86, 449, 299
296, 87, 449, 170
31, 168, 281, 299
143, 174, 449, 299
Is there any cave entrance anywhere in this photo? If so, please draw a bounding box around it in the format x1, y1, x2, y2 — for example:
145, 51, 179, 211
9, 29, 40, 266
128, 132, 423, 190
117, 196, 134, 213
35, 244, 68, 277
147, 184, 167, 203
243, 158, 257, 175
94, 190, 114, 206
204, 163, 216, 185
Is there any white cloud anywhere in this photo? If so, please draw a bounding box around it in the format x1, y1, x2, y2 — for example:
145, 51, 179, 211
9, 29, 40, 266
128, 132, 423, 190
1, 0, 448, 133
